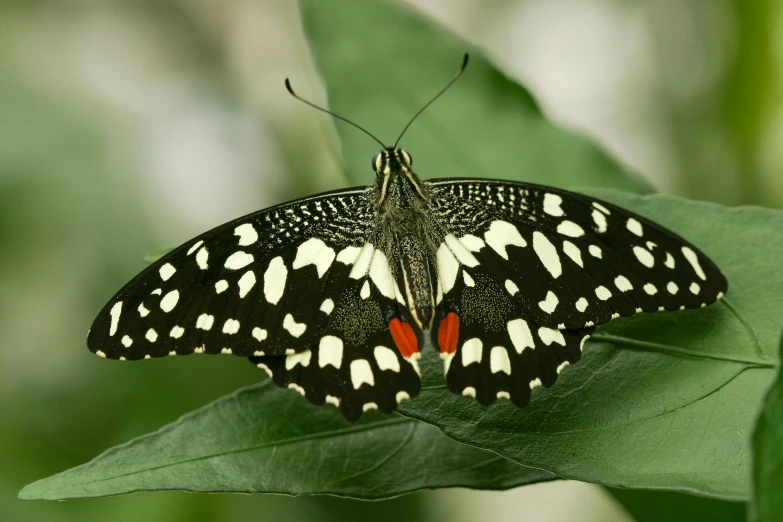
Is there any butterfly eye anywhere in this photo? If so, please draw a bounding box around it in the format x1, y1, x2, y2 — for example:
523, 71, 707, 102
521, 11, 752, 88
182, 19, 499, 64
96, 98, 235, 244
400, 150, 412, 167
372, 153, 384, 173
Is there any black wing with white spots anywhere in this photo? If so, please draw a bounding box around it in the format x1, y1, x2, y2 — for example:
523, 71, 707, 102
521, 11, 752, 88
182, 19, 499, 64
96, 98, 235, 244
427, 179, 726, 405
89, 187, 376, 361
88, 186, 425, 420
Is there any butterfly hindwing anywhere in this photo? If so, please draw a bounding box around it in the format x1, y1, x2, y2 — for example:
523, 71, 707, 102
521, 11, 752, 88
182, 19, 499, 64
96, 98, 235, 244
87, 187, 377, 361
250, 242, 423, 421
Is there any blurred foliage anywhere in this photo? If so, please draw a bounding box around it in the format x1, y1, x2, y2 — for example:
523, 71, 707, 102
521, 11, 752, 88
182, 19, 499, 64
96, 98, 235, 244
608, 488, 746, 522
2, 0, 782, 521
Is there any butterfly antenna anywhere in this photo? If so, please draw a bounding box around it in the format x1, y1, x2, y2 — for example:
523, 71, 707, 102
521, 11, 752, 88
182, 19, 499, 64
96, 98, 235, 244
285, 79, 386, 149
393, 53, 469, 149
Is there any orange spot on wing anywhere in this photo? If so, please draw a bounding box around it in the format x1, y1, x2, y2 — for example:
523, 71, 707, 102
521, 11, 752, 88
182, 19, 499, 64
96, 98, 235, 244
389, 318, 420, 359
437, 312, 460, 354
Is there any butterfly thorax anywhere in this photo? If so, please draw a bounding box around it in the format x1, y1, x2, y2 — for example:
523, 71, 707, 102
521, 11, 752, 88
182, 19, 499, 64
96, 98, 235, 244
372, 148, 440, 329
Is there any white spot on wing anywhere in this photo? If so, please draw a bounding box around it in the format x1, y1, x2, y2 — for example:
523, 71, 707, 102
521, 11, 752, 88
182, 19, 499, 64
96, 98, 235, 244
463, 272, 475, 287
286, 349, 312, 370
490, 346, 511, 374
318, 336, 343, 368
462, 387, 477, 397
349, 243, 374, 279
121, 335, 133, 347
350, 359, 375, 389
137, 303, 149, 317
690, 282, 701, 294
293, 238, 335, 278
159, 263, 176, 281
508, 319, 534, 353
360, 280, 371, 299
459, 234, 485, 252
263, 256, 287, 304
187, 240, 204, 255
288, 383, 306, 396
595, 286, 612, 300
592, 209, 607, 233
215, 280, 229, 294
575, 297, 589, 312
682, 246, 707, 280
325, 395, 340, 407
533, 232, 561, 278
538, 291, 559, 313
633, 246, 655, 268
667, 281, 679, 294
363, 402, 378, 412
369, 250, 395, 298
196, 247, 209, 270
196, 313, 214, 330
396, 391, 410, 404
589, 245, 602, 258
282, 313, 306, 338
543, 193, 564, 217
436, 242, 460, 294
336, 246, 361, 265
505, 279, 519, 296
562, 241, 583, 267
170, 326, 185, 338
109, 302, 122, 336
538, 327, 565, 346
374, 345, 400, 372
556, 220, 585, 238
145, 328, 158, 342
252, 327, 267, 342
320, 298, 334, 315
225, 251, 254, 270
484, 220, 527, 260
445, 234, 480, 267
556, 361, 570, 374
222, 319, 240, 334
234, 223, 258, 246
529, 378, 542, 390
644, 283, 657, 295
593, 202, 611, 214
664, 252, 676, 269
461, 338, 483, 366
626, 218, 643, 236
237, 270, 256, 298
160, 290, 179, 312
614, 276, 633, 292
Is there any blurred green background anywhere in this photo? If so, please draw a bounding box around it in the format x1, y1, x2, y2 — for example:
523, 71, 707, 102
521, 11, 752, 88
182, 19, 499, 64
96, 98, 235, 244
1, 0, 780, 521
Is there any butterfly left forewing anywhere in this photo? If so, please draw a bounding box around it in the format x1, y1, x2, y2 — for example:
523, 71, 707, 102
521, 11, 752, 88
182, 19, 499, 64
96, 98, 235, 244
87, 188, 375, 361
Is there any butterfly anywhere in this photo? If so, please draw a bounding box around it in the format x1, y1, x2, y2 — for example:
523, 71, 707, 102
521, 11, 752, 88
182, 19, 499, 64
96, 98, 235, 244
87, 55, 727, 421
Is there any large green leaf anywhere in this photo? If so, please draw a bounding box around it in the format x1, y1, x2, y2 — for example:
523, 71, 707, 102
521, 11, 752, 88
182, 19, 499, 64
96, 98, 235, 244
19, 380, 553, 500
298, 0, 650, 193
398, 191, 782, 500
608, 488, 746, 522
751, 330, 783, 521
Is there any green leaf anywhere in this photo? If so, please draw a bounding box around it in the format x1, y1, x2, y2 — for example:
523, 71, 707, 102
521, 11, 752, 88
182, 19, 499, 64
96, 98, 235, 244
399, 191, 782, 500
751, 329, 783, 521
298, 0, 651, 193
19, 380, 554, 500
608, 488, 747, 522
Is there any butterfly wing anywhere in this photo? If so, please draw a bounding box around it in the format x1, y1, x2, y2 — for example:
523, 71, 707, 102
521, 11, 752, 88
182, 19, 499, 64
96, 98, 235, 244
426, 179, 726, 405
88, 186, 422, 420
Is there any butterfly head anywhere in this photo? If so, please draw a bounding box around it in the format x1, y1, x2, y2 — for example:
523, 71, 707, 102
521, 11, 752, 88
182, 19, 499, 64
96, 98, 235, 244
372, 148, 412, 177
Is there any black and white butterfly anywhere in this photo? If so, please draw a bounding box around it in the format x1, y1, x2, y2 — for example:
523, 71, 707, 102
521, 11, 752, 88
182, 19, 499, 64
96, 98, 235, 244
88, 55, 727, 421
